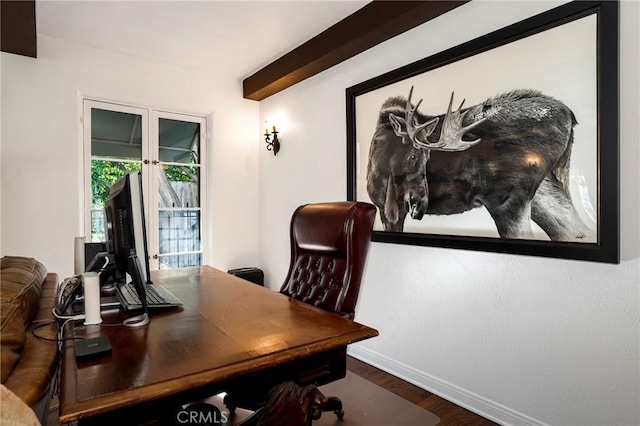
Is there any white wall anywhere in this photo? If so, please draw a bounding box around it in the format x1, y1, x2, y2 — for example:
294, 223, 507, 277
1, 2, 637, 425
1, 35, 261, 278
258, 1, 639, 425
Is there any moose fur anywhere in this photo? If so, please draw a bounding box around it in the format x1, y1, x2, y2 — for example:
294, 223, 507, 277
366, 89, 594, 241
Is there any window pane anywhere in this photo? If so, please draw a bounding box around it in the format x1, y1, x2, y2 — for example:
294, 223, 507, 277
158, 165, 200, 208
158, 210, 201, 254
90, 160, 142, 242
158, 118, 200, 164
91, 108, 142, 160
91, 209, 105, 242
158, 254, 202, 269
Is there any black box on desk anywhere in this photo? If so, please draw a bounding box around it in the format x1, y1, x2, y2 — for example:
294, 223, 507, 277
227, 267, 264, 286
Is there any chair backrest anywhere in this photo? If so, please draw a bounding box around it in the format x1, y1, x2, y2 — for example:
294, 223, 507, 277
280, 201, 376, 319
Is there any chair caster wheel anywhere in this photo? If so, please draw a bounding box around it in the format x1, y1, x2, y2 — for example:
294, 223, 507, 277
335, 409, 344, 419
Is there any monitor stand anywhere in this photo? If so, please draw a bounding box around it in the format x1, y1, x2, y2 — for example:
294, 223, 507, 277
123, 255, 150, 328
123, 312, 149, 327
85, 252, 119, 294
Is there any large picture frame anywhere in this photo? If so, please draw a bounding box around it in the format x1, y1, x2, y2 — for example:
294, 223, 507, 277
346, 1, 619, 263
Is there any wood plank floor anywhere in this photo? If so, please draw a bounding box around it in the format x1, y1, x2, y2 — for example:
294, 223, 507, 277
346, 356, 499, 426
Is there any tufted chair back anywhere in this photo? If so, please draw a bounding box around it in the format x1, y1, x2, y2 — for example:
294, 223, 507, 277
279, 201, 376, 319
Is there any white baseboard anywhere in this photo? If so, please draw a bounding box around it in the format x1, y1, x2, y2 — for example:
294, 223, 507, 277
347, 345, 549, 426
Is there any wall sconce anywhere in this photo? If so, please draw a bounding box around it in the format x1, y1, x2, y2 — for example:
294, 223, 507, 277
264, 124, 280, 156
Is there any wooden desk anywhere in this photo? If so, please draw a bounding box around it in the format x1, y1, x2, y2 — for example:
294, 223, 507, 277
59, 266, 378, 424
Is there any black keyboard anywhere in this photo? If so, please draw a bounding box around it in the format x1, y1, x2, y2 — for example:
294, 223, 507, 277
120, 282, 166, 305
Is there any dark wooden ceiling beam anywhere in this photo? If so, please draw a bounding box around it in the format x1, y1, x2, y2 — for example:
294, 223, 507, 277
1, 0, 37, 58
243, 1, 469, 101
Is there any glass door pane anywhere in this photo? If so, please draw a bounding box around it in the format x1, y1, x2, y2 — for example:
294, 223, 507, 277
158, 118, 200, 164
158, 210, 202, 269
89, 106, 145, 242
91, 109, 143, 159
158, 165, 200, 208
155, 116, 204, 269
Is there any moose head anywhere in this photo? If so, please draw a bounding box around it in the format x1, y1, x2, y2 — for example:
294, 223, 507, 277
383, 86, 486, 222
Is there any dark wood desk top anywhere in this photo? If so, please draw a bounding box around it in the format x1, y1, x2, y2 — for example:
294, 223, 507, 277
59, 266, 378, 423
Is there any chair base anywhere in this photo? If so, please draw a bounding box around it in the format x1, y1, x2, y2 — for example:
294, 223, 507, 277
311, 395, 344, 420
230, 382, 345, 425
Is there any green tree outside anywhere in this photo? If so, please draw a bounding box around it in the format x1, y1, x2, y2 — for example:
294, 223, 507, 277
91, 160, 199, 240
91, 160, 142, 208
91, 160, 141, 241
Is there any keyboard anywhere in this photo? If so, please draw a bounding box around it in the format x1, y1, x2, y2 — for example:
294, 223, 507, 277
117, 281, 183, 310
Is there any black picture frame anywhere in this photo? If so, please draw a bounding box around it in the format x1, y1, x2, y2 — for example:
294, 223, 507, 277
346, 1, 619, 263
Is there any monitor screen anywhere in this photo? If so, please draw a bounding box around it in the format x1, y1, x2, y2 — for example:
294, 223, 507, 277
103, 171, 152, 286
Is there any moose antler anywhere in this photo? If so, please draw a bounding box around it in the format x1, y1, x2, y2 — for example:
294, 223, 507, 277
404, 86, 439, 145
388, 86, 439, 147
411, 92, 486, 152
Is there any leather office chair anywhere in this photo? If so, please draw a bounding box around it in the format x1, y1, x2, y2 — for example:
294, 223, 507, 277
279, 201, 376, 320
228, 201, 376, 425
279, 201, 376, 422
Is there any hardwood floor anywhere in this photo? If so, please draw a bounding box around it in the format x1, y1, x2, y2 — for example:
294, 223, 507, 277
346, 356, 499, 426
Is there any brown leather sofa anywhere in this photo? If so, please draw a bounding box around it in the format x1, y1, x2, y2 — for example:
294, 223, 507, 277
1, 256, 59, 424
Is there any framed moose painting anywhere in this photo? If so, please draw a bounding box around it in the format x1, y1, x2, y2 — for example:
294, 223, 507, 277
346, 1, 619, 263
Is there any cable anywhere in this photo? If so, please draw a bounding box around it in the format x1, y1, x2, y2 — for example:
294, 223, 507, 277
57, 318, 80, 352
52, 307, 85, 322
55, 275, 83, 320
31, 320, 83, 343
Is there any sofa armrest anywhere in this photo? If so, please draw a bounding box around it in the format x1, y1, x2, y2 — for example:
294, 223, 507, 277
3, 273, 59, 406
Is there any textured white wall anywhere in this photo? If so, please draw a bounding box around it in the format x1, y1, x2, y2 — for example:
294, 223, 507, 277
1, 35, 261, 278
258, 1, 639, 425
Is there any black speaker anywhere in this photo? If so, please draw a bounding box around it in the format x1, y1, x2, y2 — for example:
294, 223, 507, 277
227, 267, 264, 286
84, 242, 107, 270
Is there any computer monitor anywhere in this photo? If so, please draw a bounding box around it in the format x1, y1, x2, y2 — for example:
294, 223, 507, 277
103, 171, 151, 326
104, 171, 152, 284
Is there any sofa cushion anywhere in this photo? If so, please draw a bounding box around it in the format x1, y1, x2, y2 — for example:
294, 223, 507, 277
0, 256, 47, 327
0, 301, 25, 383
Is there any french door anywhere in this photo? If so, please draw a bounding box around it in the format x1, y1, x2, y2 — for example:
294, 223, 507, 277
83, 100, 207, 271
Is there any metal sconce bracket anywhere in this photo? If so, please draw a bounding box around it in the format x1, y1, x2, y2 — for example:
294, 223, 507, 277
265, 127, 280, 156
